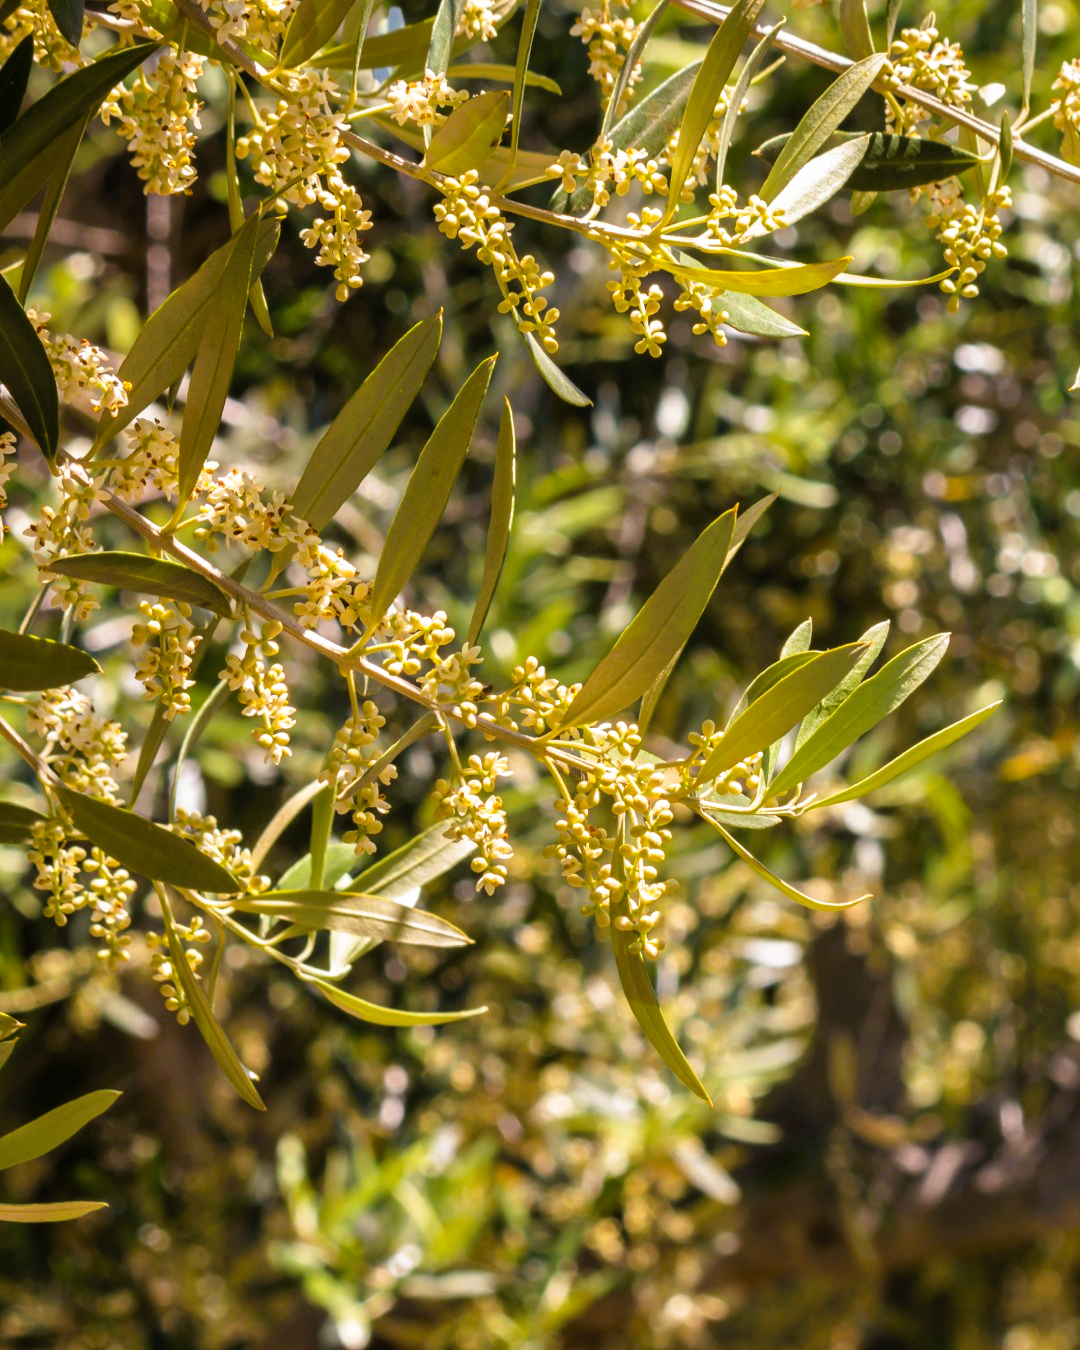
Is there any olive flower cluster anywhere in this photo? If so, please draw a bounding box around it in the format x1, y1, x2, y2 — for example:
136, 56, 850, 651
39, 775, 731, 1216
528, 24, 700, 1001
100, 48, 206, 196
571, 1, 642, 115
1051, 58, 1080, 165
322, 700, 395, 856
886, 20, 975, 133
130, 600, 201, 720
220, 619, 297, 764
432, 752, 513, 895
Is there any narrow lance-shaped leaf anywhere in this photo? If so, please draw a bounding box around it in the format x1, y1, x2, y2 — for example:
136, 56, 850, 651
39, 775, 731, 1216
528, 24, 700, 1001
0, 42, 158, 234
56, 786, 240, 893
555, 508, 737, 732
719, 292, 807, 339
448, 63, 561, 93
714, 19, 781, 190
468, 397, 516, 645
602, 0, 670, 140
276, 842, 358, 892
0, 36, 33, 135
176, 212, 262, 505
0, 1200, 107, 1222
754, 130, 979, 193
503, 0, 542, 183
767, 632, 951, 799
322, 16, 434, 70
663, 251, 852, 298
760, 52, 888, 198
839, 0, 874, 60
811, 701, 1002, 809
663, 0, 767, 219
1021, 0, 1036, 111
425, 90, 509, 175
0, 1090, 120, 1171
0, 801, 49, 844
229, 889, 471, 947
703, 814, 869, 911
698, 642, 868, 784
0, 274, 59, 462
45, 0, 84, 46
424, 0, 465, 143
18, 115, 87, 305
351, 819, 477, 900
291, 313, 442, 533
304, 973, 487, 1026
885, 0, 902, 45
0, 1012, 24, 1041
280, 0, 357, 68
796, 618, 888, 746
756, 136, 871, 231
95, 216, 279, 445
161, 901, 266, 1110
610, 883, 711, 1102
362, 354, 496, 635
0, 628, 99, 691
44, 552, 233, 619
523, 333, 592, 407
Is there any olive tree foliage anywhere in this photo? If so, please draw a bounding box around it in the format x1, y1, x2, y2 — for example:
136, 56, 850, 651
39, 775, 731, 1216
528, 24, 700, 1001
0, 0, 1075, 1158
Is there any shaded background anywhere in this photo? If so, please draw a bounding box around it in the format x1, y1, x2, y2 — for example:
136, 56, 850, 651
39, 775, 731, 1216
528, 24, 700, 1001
2, 0, 1080, 1344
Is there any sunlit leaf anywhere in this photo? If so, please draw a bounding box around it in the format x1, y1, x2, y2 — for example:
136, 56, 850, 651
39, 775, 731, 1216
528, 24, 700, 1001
17, 115, 85, 305
0, 42, 158, 234
811, 701, 1002, 808
0, 1200, 107, 1222
1021, 0, 1036, 110
323, 16, 434, 70
177, 212, 262, 504
610, 888, 711, 1102
664, 252, 852, 297
96, 215, 279, 444
754, 130, 979, 192
768, 632, 951, 799
426, 90, 509, 175
0, 273, 58, 461
163, 907, 266, 1110
305, 973, 487, 1025
468, 397, 516, 645
0, 36, 33, 136
698, 642, 867, 783
230, 889, 471, 947
292, 313, 442, 532
504, 0, 541, 181
885, 0, 902, 44
276, 842, 358, 892
365, 355, 496, 632
0, 801, 48, 843
523, 333, 592, 406
760, 52, 888, 197
0, 1012, 23, 1041
703, 814, 869, 910
602, 0, 670, 140
426, 0, 465, 88
0, 1090, 120, 1171
718, 292, 806, 338
555, 508, 737, 731
448, 62, 559, 93
280, 0, 359, 67
0, 628, 99, 690
353, 820, 477, 900
758, 136, 870, 229
664, 0, 766, 217
839, 0, 874, 60
714, 19, 781, 189
55, 787, 240, 893
796, 619, 888, 746
44, 551, 233, 619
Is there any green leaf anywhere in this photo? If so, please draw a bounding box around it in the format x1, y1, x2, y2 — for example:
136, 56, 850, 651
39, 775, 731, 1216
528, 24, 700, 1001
162, 906, 266, 1110
426, 0, 465, 85
280, 0, 358, 67
811, 701, 1002, 809
468, 397, 516, 645
1021, 0, 1036, 111
714, 19, 781, 190
703, 814, 869, 911
663, 0, 766, 218
304, 973, 487, 1026
0, 42, 158, 234
610, 890, 711, 1102
352, 819, 477, 900
365, 355, 495, 632
449, 63, 559, 94
504, 0, 541, 183
177, 212, 262, 505
737, 649, 819, 710
523, 333, 592, 407
43, 551, 233, 619
0, 36, 33, 136
698, 642, 868, 784
0, 274, 59, 461
697, 794, 780, 829
291, 314, 442, 533
55, 786, 241, 893
759, 135, 871, 228
839, 0, 874, 60
717, 292, 806, 339
796, 619, 888, 746
46, 0, 84, 45
276, 842, 358, 892
885, 0, 902, 44
555, 508, 737, 731
556, 63, 699, 214
665, 252, 852, 297
0, 1090, 119, 1171
0, 627, 99, 690
0, 801, 48, 844
425, 89, 509, 175
17, 115, 86, 305
0, 1200, 107, 1222
230, 889, 471, 947
759, 52, 888, 198
95, 215, 279, 445
754, 131, 979, 193
998, 111, 1013, 186
0, 1012, 23, 1042
767, 632, 951, 799
602, 0, 670, 140
325, 16, 434, 70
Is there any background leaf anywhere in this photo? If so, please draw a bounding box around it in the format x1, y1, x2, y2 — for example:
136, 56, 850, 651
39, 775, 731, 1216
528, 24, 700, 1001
0, 628, 99, 691
45, 0, 84, 45
44, 552, 233, 619
0, 1090, 119, 1171
468, 397, 516, 645
754, 130, 979, 192
0, 36, 33, 135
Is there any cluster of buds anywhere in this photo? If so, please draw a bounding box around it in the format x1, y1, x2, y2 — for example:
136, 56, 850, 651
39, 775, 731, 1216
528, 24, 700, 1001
1051, 58, 1080, 165
571, 1, 642, 115
547, 139, 667, 211
100, 49, 206, 196
605, 245, 667, 357
706, 187, 787, 247
886, 20, 975, 132
322, 700, 395, 856
130, 599, 201, 720
492, 656, 579, 734
456, 0, 499, 43
194, 467, 298, 553
432, 752, 513, 894
386, 70, 469, 128
27, 687, 127, 802
171, 810, 269, 893
220, 619, 296, 763
25, 309, 128, 420
0, 431, 16, 542
930, 184, 1010, 311
147, 917, 211, 1026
